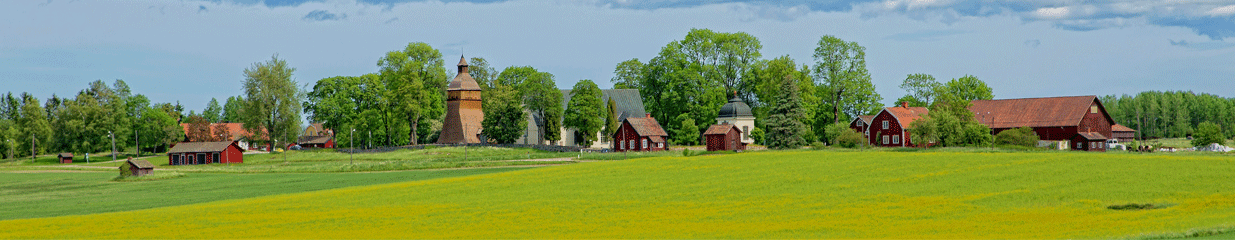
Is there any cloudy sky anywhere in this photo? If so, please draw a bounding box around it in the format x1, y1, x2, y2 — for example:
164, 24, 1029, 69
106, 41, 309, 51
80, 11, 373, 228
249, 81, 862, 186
2, 0, 1233, 113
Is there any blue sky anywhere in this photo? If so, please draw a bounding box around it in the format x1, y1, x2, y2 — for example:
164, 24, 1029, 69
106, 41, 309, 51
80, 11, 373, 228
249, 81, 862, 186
2, 0, 1233, 113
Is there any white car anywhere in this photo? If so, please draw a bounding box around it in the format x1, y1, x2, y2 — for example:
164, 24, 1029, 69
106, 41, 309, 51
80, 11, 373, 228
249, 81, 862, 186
1106, 139, 1127, 151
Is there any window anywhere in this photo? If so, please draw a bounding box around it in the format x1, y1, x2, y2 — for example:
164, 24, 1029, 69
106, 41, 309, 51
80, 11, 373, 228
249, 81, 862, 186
1090, 105, 1098, 113
1077, 142, 1083, 149
658, 142, 663, 148
743, 126, 749, 140
642, 139, 648, 148
883, 135, 890, 144
213, 153, 220, 164
619, 140, 624, 149
630, 140, 635, 149
893, 135, 900, 144
883, 121, 889, 129
857, 121, 863, 127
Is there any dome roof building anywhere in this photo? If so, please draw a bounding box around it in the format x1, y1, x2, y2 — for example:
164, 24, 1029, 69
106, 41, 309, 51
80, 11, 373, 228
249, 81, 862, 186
718, 96, 753, 118
715, 95, 756, 144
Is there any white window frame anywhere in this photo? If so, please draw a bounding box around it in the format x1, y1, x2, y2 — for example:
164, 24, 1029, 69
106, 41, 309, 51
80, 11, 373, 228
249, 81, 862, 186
893, 135, 900, 144
642, 139, 648, 149
882, 135, 890, 144
1077, 142, 1083, 149
619, 141, 624, 150
883, 120, 889, 129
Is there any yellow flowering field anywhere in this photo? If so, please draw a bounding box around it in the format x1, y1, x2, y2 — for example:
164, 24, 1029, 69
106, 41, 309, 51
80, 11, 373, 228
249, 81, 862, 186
2, 151, 1234, 238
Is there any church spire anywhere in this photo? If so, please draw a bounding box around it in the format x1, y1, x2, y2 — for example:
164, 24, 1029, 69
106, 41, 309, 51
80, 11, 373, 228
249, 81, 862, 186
457, 55, 469, 74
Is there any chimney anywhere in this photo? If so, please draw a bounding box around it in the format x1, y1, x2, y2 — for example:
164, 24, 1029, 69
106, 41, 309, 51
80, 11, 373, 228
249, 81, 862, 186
901, 102, 908, 108
646, 113, 652, 118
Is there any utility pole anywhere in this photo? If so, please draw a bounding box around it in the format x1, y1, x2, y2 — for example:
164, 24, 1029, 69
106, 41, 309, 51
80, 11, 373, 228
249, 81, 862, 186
368, 131, 371, 150
109, 131, 116, 162
31, 134, 35, 162
350, 129, 355, 165
134, 129, 138, 157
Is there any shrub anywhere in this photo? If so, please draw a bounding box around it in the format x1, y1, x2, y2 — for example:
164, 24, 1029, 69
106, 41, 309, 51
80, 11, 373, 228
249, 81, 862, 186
995, 127, 1039, 147
811, 141, 827, 150
835, 130, 868, 148
823, 122, 852, 145
749, 127, 765, 144
1192, 122, 1226, 147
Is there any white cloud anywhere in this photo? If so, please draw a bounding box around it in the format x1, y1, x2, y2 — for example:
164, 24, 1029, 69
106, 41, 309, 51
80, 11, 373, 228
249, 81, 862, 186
1032, 7, 1071, 19
1206, 4, 1235, 16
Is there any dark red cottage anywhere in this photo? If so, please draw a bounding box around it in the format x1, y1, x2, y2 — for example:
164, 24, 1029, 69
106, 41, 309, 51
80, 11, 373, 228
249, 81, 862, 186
869, 103, 930, 147
167, 141, 244, 165
849, 115, 875, 136
57, 153, 73, 164
703, 123, 744, 152
613, 113, 669, 152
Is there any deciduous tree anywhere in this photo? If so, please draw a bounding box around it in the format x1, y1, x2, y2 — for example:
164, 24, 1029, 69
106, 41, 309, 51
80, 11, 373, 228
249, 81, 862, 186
813, 35, 882, 125
563, 80, 604, 147
241, 55, 303, 148
378, 43, 447, 144
481, 84, 526, 144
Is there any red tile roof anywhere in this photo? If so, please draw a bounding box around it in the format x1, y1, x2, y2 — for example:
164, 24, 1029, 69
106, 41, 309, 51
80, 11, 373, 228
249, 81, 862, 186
883, 106, 929, 126
969, 96, 1106, 129
626, 115, 668, 137
703, 123, 739, 135
859, 115, 875, 124
180, 123, 266, 141
1112, 124, 1136, 132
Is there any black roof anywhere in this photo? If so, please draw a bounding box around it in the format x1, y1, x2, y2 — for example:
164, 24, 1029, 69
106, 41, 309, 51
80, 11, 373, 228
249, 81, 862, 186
718, 96, 753, 118
557, 89, 646, 123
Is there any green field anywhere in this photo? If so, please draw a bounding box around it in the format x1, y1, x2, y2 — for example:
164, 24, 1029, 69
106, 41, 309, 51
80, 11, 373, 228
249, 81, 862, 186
1, 150, 1234, 238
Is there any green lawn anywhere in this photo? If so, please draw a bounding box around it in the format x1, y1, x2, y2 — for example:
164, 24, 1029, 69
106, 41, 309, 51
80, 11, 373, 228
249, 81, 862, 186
0, 167, 529, 220
3, 150, 1234, 238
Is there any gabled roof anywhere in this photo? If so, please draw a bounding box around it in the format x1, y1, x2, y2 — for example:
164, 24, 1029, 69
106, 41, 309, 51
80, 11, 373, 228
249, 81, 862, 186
58, 153, 73, 158
1076, 132, 1108, 140
969, 96, 1112, 129
297, 135, 332, 145
1112, 124, 1136, 132
127, 159, 155, 169
881, 106, 929, 127
703, 123, 740, 135
850, 115, 875, 125
168, 141, 240, 154
622, 115, 668, 137
303, 123, 331, 136
181, 123, 265, 141
559, 89, 646, 123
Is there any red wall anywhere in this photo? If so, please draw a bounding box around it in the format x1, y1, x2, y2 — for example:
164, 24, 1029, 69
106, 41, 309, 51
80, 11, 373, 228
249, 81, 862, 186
849, 119, 867, 134
613, 121, 666, 152
705, 127, 743, 152
868, 111, 914, 147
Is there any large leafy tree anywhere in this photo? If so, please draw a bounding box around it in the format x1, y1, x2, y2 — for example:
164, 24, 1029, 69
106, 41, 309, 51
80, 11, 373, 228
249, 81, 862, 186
898, 73, 940, 107
202, 98, 223, 123
765, 75, 808, 149
939, 75, 993, 102
672, 113, 700, 145
1192, 122, 1225, 147
222, 96, 244, 123
481, 84, 526, 144
749, 55, 817, 141
378, 43, 447, 145
610, 59, 644, 89
17, 93, 52, 158
241, 55, 303, 149
500, 66, 563, 145
185, 115, 213, 142
813, 35, 882, 124
137, 106, 181, 154
563, 79, 604, 147
468, 57, 498, 91
305, 74, 392, 148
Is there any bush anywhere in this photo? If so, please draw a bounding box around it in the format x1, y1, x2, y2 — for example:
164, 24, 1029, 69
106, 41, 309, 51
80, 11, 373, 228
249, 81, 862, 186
1192, 122, 1226, 147
749, 127, 765, 144
811, 141, 827, 150
823, 122, 852, 145
994, 127, 1039, 147
835, 130, 868, 148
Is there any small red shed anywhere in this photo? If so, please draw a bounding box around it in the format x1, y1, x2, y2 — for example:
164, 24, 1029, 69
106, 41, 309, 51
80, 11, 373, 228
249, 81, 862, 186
57, 153, 73, 164
704, 123, 745, 152
613, 113, 669, 152
167, 141, 244, 165
122, 158, 155, 177
1071, 132, 1107, 152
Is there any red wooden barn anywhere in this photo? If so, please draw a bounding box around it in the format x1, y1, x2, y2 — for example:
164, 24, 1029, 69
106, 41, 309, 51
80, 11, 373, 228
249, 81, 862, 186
613, 113, 669, 152
1111, 124, 1136, 143
969, 95, 1115, 152
167, 141, 244, 165
57, 153, 73, 164
849, 115, 875, 136
703, 123, 745, 152
295, 135, 334, 149
869, 103, 930, 147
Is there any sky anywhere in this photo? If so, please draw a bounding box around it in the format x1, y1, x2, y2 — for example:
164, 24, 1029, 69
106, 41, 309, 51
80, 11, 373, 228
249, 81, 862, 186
1, 0, 1233, 114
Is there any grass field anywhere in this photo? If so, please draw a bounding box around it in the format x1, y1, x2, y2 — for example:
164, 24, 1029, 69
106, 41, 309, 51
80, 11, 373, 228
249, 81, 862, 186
2, 150, 1234, 238
0, 167, 528, 220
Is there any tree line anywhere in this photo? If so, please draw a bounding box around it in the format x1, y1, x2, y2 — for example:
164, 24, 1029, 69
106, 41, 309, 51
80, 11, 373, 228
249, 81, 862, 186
1102, 91, 1235, 140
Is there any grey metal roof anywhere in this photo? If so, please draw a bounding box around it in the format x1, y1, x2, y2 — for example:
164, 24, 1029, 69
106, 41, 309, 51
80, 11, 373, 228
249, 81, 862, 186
127, 159, 155, 169
718, 96, 753, 118
560, 89, 646, 123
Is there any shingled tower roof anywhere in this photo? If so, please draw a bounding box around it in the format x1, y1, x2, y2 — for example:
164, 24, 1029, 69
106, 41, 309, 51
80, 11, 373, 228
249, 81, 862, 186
448, 55, 481, 91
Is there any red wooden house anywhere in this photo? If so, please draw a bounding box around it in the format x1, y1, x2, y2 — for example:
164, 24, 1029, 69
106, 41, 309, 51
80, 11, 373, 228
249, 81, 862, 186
969, 95, 1115, 151
703, 123, 744, 152
167, 141, 244, 165
294, 123, 335, 149
57, 153, 73, 164
1111, 124, 1136, 143
613, 113, 669, 152
869, 103, 930, 147
849, 115, 875, 136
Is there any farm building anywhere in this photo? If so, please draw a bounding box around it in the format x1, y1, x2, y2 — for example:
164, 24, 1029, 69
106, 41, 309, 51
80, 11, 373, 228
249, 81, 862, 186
294, 123, 334, 149
57, 153, 73, 163
716, 96, 756, 144
167, 141, 244, 165
437, 56, 484, 144
869, 103, 930, 147
704, 123, 745, 152
180, 123, 265, 150
849, 115, 875, 136
122, 158, 154, 177
968, 95, 1115, 151
1112, 124, 1136, 143
613, 113, 669, 152
514, 89, 647, 147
